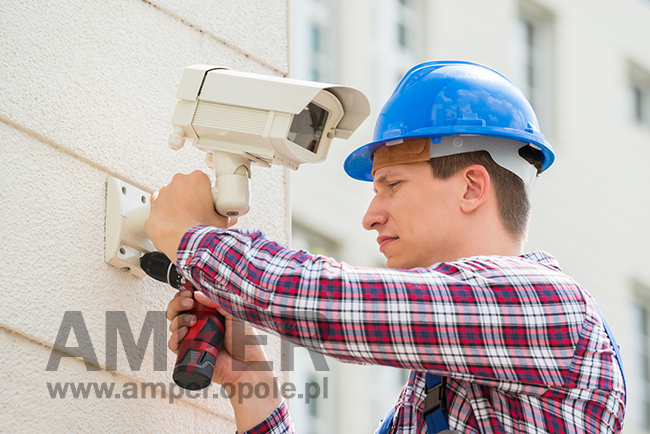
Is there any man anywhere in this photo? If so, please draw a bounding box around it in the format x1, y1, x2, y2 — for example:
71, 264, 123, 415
147, 61, 626, 433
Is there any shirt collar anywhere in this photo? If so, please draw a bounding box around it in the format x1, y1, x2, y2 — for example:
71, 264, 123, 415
520, 251, 562, 271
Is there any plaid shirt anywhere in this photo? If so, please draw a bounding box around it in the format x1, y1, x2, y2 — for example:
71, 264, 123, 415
177, 226, 625, 434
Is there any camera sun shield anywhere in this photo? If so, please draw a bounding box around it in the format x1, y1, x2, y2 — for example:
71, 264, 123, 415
169, 66, 369, 169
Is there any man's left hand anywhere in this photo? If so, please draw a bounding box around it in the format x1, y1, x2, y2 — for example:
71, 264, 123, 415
146, 170, 237, 262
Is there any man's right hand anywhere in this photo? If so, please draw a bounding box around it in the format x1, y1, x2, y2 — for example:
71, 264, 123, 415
146, 171, 237, 264
167, 289, 283, 432
167, 289, 272, 385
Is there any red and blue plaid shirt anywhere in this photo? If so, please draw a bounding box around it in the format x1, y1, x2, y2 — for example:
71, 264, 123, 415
177, 226, 625, 433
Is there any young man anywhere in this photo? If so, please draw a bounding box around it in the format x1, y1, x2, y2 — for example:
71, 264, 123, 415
147, 61, 626, 433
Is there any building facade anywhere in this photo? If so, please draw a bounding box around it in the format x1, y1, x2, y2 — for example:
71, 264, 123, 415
290, 0, 650, 432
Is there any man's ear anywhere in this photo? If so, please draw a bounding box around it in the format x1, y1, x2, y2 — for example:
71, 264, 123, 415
459, 165, 490, 214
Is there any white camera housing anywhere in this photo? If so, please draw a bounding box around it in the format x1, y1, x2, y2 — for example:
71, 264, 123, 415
169, 65, 371, 216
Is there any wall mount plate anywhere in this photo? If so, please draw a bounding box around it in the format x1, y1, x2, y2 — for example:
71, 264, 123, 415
105, 177, 154, 277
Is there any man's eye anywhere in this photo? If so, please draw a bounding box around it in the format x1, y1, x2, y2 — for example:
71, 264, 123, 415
388, 182, 400, 189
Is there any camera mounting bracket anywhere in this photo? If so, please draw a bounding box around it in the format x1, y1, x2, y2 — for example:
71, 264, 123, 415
105, 176, 153, 278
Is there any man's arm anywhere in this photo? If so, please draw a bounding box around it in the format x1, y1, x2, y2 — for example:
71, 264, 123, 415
177, 225, 588, 390
144, 171, 593, 392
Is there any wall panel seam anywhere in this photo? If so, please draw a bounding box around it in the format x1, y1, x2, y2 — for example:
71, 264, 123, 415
139, 0, 289, 76
0, 324, 236, 419
0, 115, 151, 193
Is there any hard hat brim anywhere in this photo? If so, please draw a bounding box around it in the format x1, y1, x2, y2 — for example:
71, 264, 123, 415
344, 127, 555, 182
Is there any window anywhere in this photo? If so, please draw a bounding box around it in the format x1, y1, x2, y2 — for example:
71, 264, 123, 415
292, 221, 341, 259
397, 22, 407, 48
631, 85, 643, 123
513, 1, 555, 137
288, 221, 339, 434
633, 284, 650, 429
311, 24, 322, 53
393, 0, 420, 61
518, 19, 537, 106
628, 63, 650, 129
373, 0, 423, 104
290, 0, 336, 82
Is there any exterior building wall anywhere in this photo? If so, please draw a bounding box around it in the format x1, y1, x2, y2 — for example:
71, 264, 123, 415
0, 1, 289, 432
522, 2, 650, 431
291, 0, 650, 432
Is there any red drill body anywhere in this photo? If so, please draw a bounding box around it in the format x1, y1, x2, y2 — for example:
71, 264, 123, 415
141, 252, 225, 390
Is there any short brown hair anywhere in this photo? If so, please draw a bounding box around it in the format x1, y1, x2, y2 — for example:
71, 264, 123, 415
427, 150, 538, 240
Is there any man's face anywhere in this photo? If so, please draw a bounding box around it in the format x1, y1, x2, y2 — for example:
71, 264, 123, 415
363, 161, 462, 269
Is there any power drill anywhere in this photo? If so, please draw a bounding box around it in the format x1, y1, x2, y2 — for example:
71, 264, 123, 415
140, 252, 225, 391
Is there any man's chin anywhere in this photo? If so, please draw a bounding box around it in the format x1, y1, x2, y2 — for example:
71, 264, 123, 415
385, 257, 411, 270
386, 254, 437, 270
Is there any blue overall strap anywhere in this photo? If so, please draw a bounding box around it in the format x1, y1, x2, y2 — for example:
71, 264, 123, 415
377, 375, 449, 434
595, 307, 627, 413
376, 406, 394, 434
424, 374, 449, 433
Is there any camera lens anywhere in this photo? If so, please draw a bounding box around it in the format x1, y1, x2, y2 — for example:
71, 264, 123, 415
287, 103, 329, 153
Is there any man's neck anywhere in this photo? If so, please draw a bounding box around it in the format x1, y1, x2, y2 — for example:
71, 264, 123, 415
435, 230, 524, 264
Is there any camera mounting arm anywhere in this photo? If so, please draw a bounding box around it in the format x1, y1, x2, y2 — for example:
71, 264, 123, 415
169, 125, 252, 217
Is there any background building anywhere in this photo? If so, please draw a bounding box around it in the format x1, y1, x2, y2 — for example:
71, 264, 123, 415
290, 0, 650, 432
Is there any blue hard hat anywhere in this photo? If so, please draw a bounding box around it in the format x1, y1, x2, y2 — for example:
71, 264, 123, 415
344, 60, 555, 181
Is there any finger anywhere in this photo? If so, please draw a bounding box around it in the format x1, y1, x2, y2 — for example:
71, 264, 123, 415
194, 291, 221, 309
166, 290, 195, 322
168, 326, 188, 354
189, 170, 211, 186
171, 172, 187, 184
169, 313, 197, 333
215, 306, 233, 320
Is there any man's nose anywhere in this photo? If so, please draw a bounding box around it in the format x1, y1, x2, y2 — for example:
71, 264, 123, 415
362, 196, 387, 231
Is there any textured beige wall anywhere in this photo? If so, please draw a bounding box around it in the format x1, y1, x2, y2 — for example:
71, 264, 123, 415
0, 0, 289, 432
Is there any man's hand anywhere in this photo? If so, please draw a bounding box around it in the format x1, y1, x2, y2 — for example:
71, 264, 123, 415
167, 290, 272, 386
167, 290, 282, 431
145, 171, 236, 263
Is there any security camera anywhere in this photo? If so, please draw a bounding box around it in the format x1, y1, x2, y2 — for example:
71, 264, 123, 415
168, 65, 371, 216
105, 67, 369, 275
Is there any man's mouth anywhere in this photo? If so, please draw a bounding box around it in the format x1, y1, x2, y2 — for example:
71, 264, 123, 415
377, 236, 398, 252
